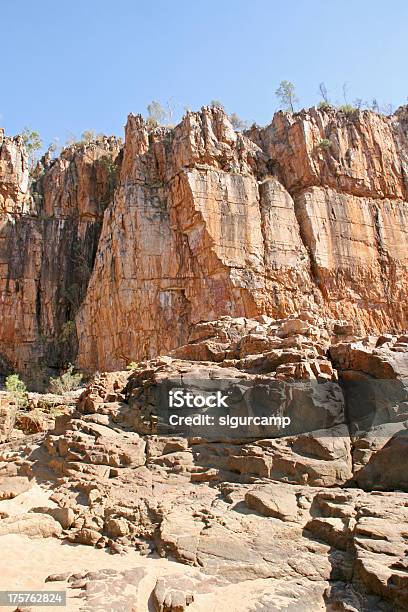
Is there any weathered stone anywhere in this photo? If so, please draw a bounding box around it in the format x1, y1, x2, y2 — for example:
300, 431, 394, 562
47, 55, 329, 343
32, 506, 75, 529
0, 396, 17, 441
0, 513, 62, 538
70, 528, 102, 546
0, 135, 121, 379
0, 476, 31, 499
1, 105, 408, 612
3, 106, 407, 378
245, 486, 298, 521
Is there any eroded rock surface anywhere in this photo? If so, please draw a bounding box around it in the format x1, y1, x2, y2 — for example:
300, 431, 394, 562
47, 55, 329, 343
0, 134, 121, 381
1, 315, 407, 610
1, 106, 408, 376
77, 106, 408, 371
2, 104, 408, 610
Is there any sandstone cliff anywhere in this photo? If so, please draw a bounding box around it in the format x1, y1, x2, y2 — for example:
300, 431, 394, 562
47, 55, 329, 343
0, 133, 121, 382
1, 106, 407, 378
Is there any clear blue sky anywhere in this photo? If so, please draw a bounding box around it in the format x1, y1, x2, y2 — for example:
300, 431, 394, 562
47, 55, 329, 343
2, 0, 407, 148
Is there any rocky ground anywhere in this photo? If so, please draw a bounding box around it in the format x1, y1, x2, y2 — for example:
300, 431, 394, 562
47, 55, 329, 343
0, 313, 408, 611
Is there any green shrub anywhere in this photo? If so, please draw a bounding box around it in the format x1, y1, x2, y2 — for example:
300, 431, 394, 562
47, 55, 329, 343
49, 405, 65, 417
21, 127, 42, 170
338, 104, 356, 114
5, 374, 28, 408
64, 130, 106, 148
229, 113, 249, 131
210, 100, 225, 110
275, 80, 299, 113
80, 130, 96, 143
318, 101, 332, 111
60, 320, 76, 343
145, 99, 176, 128
318, 138, 332, 148
100, 156, 118, 203
48, 364, 82, 394
126, 361, 139, 371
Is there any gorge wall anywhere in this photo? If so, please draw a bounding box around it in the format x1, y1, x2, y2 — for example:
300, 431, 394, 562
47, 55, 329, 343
0, 130, 121, 382
0, 105, 408, 379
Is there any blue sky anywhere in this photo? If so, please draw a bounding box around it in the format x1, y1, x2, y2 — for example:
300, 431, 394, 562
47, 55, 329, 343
2, 0, 407, 148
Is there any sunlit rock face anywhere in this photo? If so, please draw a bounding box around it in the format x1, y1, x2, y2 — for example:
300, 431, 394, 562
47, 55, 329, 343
76, 106, 408, 371
1, 105, 408, 376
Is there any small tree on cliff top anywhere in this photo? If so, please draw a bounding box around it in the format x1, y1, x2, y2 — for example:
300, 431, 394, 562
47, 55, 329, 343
319, 82, 330, 105
210, 99, 225, 109
275, 80, 299, 113
81, 130, 96, 143
21, 127, 42, 168
147, 101, 167, 127
146, 100, 177, 128
229, 113, 249, 131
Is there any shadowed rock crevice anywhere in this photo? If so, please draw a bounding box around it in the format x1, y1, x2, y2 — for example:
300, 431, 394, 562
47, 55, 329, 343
0, 135, 122, 384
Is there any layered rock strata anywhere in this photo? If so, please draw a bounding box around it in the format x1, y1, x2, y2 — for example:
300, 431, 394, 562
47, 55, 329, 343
1, 106, 408, 377
77, 105, 408, 371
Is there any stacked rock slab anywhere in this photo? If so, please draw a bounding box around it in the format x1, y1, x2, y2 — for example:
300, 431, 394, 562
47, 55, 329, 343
1, 315, 407, 610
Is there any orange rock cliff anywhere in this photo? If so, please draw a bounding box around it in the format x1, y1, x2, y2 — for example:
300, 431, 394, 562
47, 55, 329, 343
1, 105, 407, 379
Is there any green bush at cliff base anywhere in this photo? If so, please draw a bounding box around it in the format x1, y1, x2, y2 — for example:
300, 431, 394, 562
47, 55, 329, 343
126, 361, 139, 371
5, 373, 28, 408
48, 364, 82, 394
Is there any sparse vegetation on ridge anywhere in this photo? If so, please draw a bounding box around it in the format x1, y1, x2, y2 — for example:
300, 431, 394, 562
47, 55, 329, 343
20, 127, 42, 170
229, 113, 249, 131
338, 104, 357, 114
273, 80, 398, 117
146, 100, 176, 128
275, 80, 299, 113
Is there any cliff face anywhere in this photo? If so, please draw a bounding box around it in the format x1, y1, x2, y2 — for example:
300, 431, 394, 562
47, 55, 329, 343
76, 110, 314, 370
0, 133, 121, 382
0, 130, 31, 214
1, 106, 408, 377
251, 106, 408, 330
76, 106, 408, 371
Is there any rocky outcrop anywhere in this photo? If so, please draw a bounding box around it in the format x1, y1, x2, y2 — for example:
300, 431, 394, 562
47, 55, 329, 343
1, 314, 407, 610
1, 105, 408, 378
77, 105, 408, 371
0, 394, 17, 441
3, 103, 408, 611
0, 130, 31, 215
0, 135, 121, 382
250, 105, 408, 198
